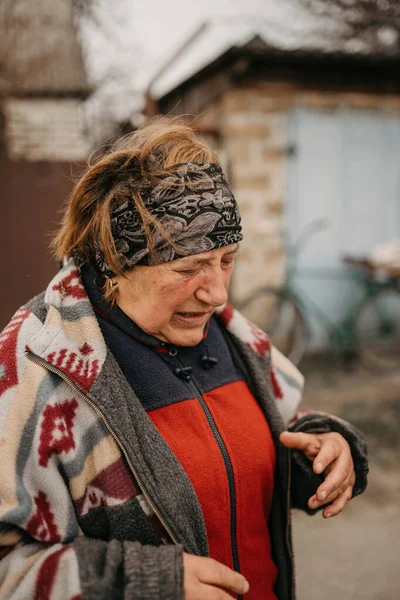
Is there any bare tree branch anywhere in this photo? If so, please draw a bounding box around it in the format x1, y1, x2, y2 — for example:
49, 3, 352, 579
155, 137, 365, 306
296, 0, 400, 52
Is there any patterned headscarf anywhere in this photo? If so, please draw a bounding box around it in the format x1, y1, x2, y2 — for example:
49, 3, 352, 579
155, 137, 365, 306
92, 162, 243, 278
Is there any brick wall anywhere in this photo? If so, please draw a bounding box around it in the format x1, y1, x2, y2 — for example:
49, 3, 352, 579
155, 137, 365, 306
196, 85, 400, 303
4, 98, 90, 161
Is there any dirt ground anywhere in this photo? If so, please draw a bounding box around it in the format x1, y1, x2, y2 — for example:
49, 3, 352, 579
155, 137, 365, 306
292, 357, 400, 600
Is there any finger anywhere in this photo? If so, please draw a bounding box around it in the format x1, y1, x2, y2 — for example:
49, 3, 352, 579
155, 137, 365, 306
199, 583, 237, 600
198, 558, 249, 595
315, 451, 353, 502
309, 473, 351, 509
280, 431, 321, 454
322, 484, 354, 519
312, 433, 344, 475
319, 465, 356, 506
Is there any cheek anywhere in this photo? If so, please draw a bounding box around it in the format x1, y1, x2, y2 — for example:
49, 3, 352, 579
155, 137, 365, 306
164, 282, 194, 308
150, 281, 195, 317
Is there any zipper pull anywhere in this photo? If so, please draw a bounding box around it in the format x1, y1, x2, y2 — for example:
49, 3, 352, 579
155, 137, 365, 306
201, 355, 218, 369
174, 366, 192, 381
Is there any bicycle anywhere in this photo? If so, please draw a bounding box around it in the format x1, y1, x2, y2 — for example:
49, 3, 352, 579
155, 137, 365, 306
237, 219, 400, 372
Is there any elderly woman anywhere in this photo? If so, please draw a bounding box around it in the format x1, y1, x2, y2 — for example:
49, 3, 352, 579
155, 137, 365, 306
0, 117, 367, 600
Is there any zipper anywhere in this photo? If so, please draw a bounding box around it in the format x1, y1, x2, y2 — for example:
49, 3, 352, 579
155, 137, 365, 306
172, 349, 242, 597
285, 449, 295, 600
26, 350, 179, 546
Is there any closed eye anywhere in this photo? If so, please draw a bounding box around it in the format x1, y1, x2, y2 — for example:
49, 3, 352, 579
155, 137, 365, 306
222, 259, 235, 268
175, 268, 200, 276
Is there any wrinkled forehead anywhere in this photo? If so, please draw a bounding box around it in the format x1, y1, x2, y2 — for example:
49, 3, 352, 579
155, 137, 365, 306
168, 243, 240, 265
132, 243, 240, 272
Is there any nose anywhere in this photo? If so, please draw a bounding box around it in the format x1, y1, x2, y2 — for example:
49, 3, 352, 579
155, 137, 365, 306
194, 267, 228, 307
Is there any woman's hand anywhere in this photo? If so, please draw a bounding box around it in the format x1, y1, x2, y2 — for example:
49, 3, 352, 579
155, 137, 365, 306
279, 431, 356, 519
183, 553, 249, 599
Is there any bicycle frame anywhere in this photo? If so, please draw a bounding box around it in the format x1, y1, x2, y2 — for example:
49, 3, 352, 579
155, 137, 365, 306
279, 219, 399, 353
288, 274, 391, 351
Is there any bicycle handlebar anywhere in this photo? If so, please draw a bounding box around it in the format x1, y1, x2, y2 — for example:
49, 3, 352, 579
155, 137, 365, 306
289, 218, 330, 257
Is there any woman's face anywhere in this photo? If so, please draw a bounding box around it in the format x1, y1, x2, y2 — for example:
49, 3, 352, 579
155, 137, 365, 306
114, 244, 238, 346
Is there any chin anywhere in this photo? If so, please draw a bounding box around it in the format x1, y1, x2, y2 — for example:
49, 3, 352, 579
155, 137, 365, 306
169, 328, 205, 347
177, 334, 204, 347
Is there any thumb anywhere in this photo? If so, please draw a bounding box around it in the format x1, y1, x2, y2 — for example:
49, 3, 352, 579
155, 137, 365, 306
279, 431, 313, 450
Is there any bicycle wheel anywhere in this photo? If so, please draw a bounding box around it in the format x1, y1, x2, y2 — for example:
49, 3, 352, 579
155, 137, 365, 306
355, 288, 400, 372
237, 287, 309, 365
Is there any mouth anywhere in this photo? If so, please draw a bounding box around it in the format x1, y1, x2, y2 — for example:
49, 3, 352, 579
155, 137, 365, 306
173, 311, 211, 326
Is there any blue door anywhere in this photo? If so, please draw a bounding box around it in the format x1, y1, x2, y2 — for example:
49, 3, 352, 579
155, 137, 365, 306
286, 108, 400, 348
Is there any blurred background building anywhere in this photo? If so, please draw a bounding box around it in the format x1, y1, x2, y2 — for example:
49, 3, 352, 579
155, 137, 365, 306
1, 0, 400, 346
1, 2, 400, 598
0, 0, 91, 327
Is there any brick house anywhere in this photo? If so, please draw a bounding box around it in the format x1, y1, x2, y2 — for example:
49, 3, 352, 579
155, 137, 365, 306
149, 35, 400, 345
2, 5, 400, 346
0, 0, 90, 327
